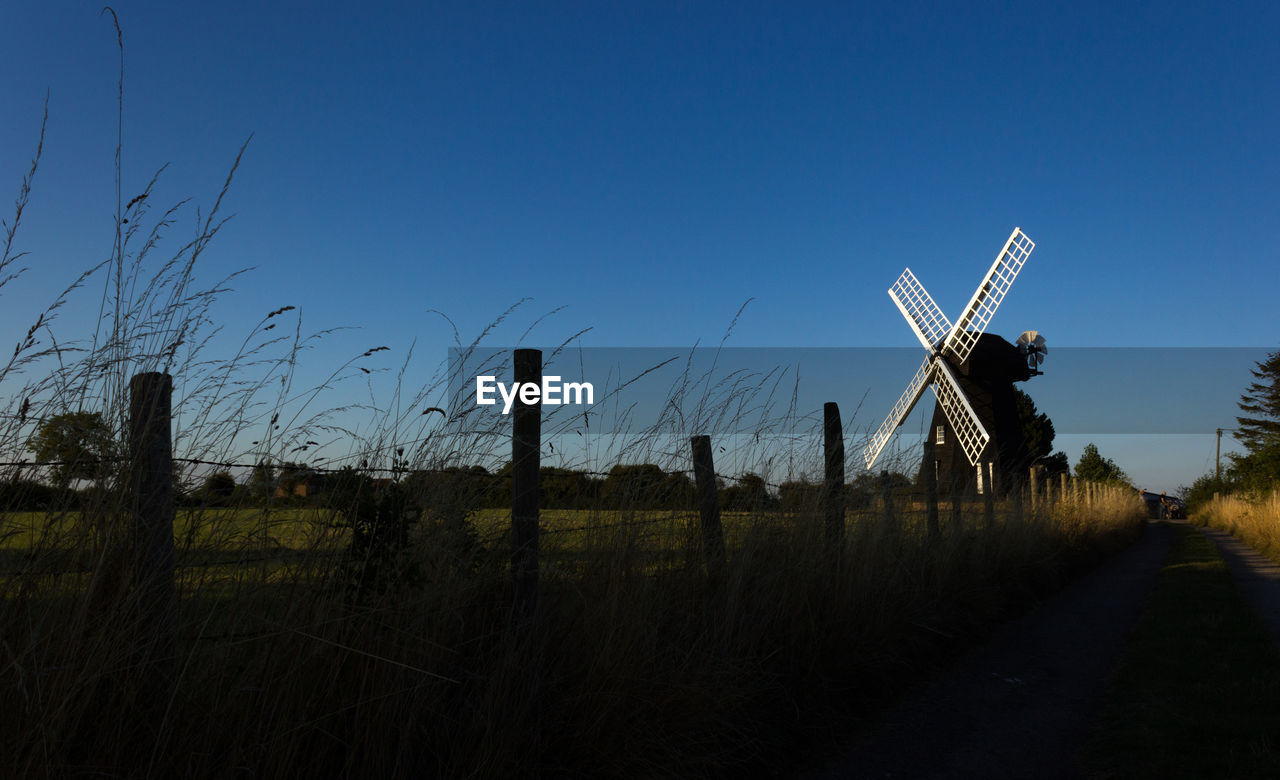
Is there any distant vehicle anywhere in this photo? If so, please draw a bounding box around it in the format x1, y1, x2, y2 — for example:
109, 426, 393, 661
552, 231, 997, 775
1139, 491, 1185, 519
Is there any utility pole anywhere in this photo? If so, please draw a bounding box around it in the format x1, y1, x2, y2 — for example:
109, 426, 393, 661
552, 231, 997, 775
1216, 428, 1221, 482
1216, 428, 1237, 482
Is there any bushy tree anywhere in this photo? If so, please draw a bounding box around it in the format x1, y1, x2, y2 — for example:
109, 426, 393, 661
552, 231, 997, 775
601, 464, 688, 509
1231, 349, 1280, 489
778, 479, 822, 512
1015, 388, 1056, 465
540, 467, 599, 509
1236, 350, 1280, 452
1040, 451, 1070, 477
719, 473, 775, 511
27, 411, 117, 489
405, 465, 500, 512
0, 479, 66, 510
1180, 472, 1234, 513
1074, 443, 1130, 486
848, 470, 910, 509
202, 471, 237, 505
1227, 443, 1280, 492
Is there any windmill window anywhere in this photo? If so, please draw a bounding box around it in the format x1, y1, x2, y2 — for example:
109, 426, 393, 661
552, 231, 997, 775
936, 425, 945, 445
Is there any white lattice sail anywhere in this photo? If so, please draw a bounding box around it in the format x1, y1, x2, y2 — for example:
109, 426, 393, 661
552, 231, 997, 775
862, 227, 1034, 471
863, 357, 933, 469
943, 228, 1035, 365
890, 268, 952, 352
932, 359, 990, 466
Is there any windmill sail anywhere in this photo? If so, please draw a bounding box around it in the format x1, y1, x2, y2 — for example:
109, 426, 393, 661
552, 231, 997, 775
863, 357, 934, 469
932, 359, 990, 466
863, 227, 1034, 473
943, 228, 1035, 365
890, 268, 952, 352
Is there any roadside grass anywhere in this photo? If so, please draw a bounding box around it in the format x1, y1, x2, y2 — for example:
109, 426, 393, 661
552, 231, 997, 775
1193, 490, 1280, 562
1085, 523, 1280, 779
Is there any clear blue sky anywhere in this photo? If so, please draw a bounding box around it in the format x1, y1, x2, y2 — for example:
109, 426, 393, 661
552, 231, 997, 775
2, 1, 1278, 491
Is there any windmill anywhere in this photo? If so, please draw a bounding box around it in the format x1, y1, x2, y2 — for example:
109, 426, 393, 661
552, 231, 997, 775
863, 228, 1044, 495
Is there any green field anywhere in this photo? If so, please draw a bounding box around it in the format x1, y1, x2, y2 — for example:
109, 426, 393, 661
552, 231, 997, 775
1, 507, 346, 561
0, 508, 348, 595
1, 506, 822, 559
1, 505, 868, 591
1, 501, 1067, 568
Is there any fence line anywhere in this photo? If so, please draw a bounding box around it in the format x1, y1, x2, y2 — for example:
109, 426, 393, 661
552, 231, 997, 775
511, 348, 540, 626
2, 362, 1129, 632
823, 401, 846, 548
691, 434, 726, 580
0, 457, 795, 490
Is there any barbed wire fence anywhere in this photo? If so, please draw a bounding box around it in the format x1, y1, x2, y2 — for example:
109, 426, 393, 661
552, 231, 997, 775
0, 457, 794, 489
0, 357, 871, 593
3, 353, 985, 599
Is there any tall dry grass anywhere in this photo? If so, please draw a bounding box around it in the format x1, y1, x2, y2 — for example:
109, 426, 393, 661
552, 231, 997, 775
3, 473, 1147, 776
1192, 490, 1280, 560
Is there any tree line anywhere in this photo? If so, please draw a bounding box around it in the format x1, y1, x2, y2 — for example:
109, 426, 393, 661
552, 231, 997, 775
7, 385, 1130, 512
196, 462, 912, 514
1183, 349, 1280, 507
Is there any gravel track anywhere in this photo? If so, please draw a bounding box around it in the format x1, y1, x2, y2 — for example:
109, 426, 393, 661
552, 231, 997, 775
800, 521, 1173, 780
1193, 524, 1280, 646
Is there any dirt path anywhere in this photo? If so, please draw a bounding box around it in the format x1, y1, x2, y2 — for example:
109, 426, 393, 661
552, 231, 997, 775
1193, 524, 1280, 645
799, 521, 1173, 780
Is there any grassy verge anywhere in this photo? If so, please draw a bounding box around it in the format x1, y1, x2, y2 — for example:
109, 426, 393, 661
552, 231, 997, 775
1193, 490, 1280, 562
1085, 523, 1280, 779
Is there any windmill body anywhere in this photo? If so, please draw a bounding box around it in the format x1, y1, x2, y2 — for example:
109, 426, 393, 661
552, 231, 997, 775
924, 332, 1034, 494
864, 228, 1046, 496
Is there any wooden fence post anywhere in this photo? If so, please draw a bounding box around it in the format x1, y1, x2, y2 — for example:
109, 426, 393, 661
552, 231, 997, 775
923, 438, 939, 540
128, 372, 177, 703
1029, 466, 1039, 511
823, 402, 846, 548
128, 374, 176, 634
1060, 472, 1069, 501
690, 435, 725, 579
512, 348, 541, 625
